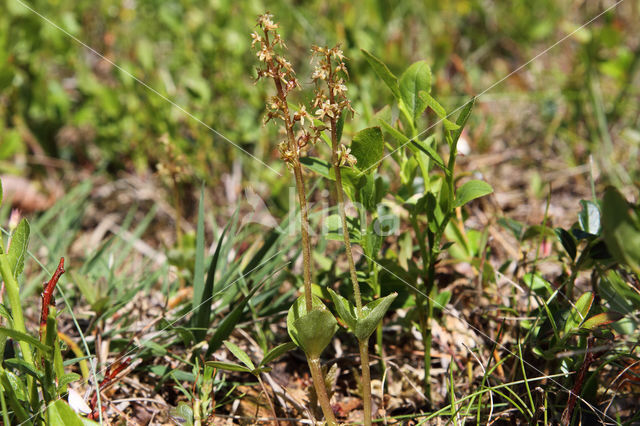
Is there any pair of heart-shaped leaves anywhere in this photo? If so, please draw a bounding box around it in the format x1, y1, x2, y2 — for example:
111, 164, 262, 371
286, 291, 397, 357
328, 289, 397, 342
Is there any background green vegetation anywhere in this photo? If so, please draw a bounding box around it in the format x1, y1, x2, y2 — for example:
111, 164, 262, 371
1, 0, 639, 424
2, 0, 638, 184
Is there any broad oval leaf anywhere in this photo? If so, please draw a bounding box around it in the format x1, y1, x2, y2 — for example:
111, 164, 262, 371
454, 180, 493, 208
292, 309, 338, 358
351, 127, 384, 174
170, 401, 194, 426
602, 187, 640, 274
399, 61, 431, 121
286, 295, 330, 348
300, 156, 334, 180
579, 200, 601, 236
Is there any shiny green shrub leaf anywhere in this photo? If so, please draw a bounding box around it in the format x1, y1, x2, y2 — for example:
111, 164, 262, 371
579, 200, 601, 236
602, 187, 640, 274
555, 227, 577, 261
581, 311, 623, 330
564, 291, 594, 335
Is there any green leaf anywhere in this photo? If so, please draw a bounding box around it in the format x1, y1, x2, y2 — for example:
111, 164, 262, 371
300, 157, 334, 180
170, 402, 194, 426
452, 98, 475, 145
351, 127, 384, 174
522, 273, 553, 296
6, 218, 30, 278
2, 370, 27, 401
581, 311, 623, 330
259, 342, 296, 367
378, 117, 408, 145
193, 210, 232, 342
0, 327, 52, 354
579, 200, 601, 235
192, 185, 206, 341
454, 180, 493, 208
434, 290, 451, 310
205, 361, 252, 373
361, 49, 400, 100
293, 310, 338, 358
555, 228, 577, 261
418, 91, 459, 131
0, 179, 3, 207
57, 373, 81, 392
205, 282, 261, 357
602, 187, 640, 274
399, 61, 431, 122
287, 295, 337, 358
223, 340, 255, 371
328, 288, 357, 331
47, 400, 88, 426
4, 358, 43, 381
564, 292, 594, 334
411, 138, 446, 171
354, 293, 397, 341
599, 270, 640, 314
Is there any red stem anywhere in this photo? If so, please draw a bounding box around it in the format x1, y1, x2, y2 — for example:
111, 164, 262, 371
39, 257, 65, 338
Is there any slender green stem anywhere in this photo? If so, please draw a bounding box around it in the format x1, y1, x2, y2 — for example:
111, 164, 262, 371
266, 33, 313, 312
0, 256, 37, 408
329, 98, 372, 423
292, 164, 314, 313
410, 214, 433, 400
330, 127, 362, 313
358, 339, 372, 424
307, 357, 337, 425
